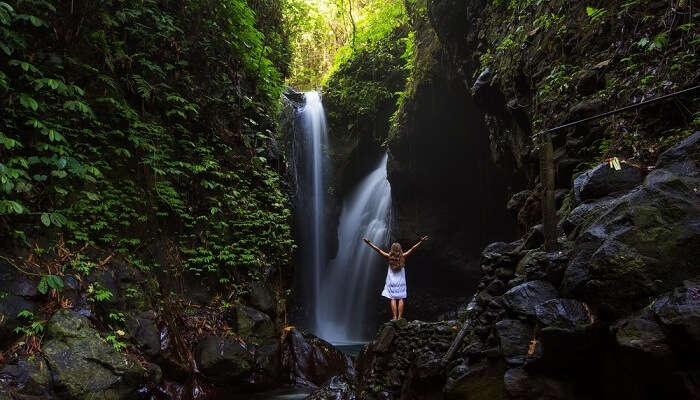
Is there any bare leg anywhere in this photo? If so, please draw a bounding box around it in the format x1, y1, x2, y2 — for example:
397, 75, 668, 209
398, 299, 404, 319
390, 299, 397, 320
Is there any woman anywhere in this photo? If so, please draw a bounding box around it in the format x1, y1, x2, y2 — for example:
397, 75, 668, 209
362, 235, 429, 320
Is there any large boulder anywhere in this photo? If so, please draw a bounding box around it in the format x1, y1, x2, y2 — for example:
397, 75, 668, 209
573, 162, 643, 204
494, 320, 536, 365
281, 327, 353, 387
194, 336, 254, 383
563, 132, 700, 319
42, 308, 152, 399
535, 298, 592, 330
235, 304, 276, 346
502, 281, 558, 317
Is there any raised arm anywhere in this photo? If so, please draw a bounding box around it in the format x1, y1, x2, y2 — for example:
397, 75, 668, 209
363, 238, 389, 258
403, 235, 429, 257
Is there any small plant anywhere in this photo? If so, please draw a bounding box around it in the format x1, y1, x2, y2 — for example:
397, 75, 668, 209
37, 274, 64, 295
586, 6, 608, 23
108, 312, 126, 323
104, 332, 128, 352
14, 310, 44, 338
87, 283, 114, 303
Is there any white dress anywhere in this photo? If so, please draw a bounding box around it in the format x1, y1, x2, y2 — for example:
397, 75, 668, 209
381, 266, 407, 299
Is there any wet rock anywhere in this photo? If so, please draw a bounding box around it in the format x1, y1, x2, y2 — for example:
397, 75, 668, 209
504, 367, 574, 399
42, 308, 150, 399
195, 336, 253, 382
281, 327, 353, 387
652, 280, 700, 352
503, 281, 558, 317
306, 374, 357, 400
126, 311, 160, 358
480, 241, 522, 271
561, 196, 617, 236
235, 304, 276, 346
0, 356, 52, 396
495, 319, 536, 365
535, 298, 592, 330
573, 162, 643, 204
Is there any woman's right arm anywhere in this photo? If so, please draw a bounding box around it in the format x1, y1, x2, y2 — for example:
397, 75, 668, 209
363, 238, 389, 258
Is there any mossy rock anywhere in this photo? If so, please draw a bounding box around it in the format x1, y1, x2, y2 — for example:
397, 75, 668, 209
235, 304, 276, 346
42, 309, 148, 400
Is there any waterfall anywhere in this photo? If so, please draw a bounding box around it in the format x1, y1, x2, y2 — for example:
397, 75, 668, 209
293, 91, 329, 329
293, 91, 392, 344
317, 153, 392, 343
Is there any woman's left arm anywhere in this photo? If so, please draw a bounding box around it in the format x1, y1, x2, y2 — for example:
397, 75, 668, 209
403, 235, 429, 257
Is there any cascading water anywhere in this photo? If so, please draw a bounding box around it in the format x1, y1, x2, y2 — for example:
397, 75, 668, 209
317, 153, 392, 343
294, 91, 329, 329
292, 91, 391, 344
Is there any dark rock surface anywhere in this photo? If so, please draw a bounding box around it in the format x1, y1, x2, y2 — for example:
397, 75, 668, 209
281, 327, 353, 387
502, 280, 558, 317
195, 336, 254, 383
306, 374, 357, 400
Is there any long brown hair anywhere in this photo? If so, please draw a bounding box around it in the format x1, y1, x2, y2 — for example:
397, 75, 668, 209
388, 242, 405, 269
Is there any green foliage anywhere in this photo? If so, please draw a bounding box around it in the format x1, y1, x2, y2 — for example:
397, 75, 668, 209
37, 274, 63, 294
322, 0, 411, 164
104, 333, 128, 352
13, 310, 43, 338
0, 0, 294, 293
87, 284, 114, 303
586, 6, 608, 23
